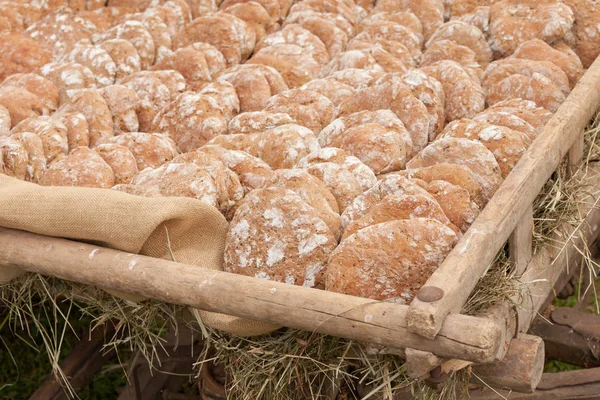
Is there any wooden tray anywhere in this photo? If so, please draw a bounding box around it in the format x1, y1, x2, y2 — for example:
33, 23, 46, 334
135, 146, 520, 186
1, 56, 600, 394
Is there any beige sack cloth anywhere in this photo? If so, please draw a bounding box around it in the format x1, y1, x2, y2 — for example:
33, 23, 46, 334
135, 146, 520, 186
0, 174, 280, 336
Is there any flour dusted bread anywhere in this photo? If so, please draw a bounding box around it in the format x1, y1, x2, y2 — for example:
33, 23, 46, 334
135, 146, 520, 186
152, 43, 227, 91
0, 73, 59, 112
476, 98, 553, 139
420, 60, 485, 122
40, 146, 115, 188
306, 162, 364, 212
209, 124, 319, 169
347, 37, 415, 68
222, 1, 279, 42
54, 112, 89, 150
343, 193, 457, 239
62, 44, 117, 88
283, 11, 349, 57
196, 144, 274, 193
39, 62, 97, 105
173, 12, 256, 65
512, 39, 584, 89
197, 81, 240, 122
0, 33, 50, 82
438, 118, 530, 177
255, 24, 330, 66
94, 143, 139, 184
563, 0, 600, 68
98, 85, 140, 134
328, 68, 381, 90
397, 69, 446, 140
426, 20, 492, 67
319, 110, 413, 174
228, 111, 294, 134
288, 0, 356, 26
268, 169, 341, 239
248, 43, 321, 88
406, 137, 503, 203
489, 0, 575, 57
426, 179, 480, 233
326, 219, 458, 302
0, 86, 49, 128
220, 0, 292, 22
224, 187, 337, 288
373, 0, 444, 40
9, 131, 46, 183
152, 91, 228, 152
98, 39, 142, 83
263, 89, 334, 133
12, 116, 69, 164
297, 147, 377, 192
358, 11, 423, 38
340, 174, 431, 228
482, 58, 569, 112
94, 20, 155, 69
0, 136, 28, 180
120, 70, 186, 132
300, 78, 354, 106
171, 150, 244, 218
110, 132, 178, 170
218, 64, 288, 112
131, 162, 219, 207
337, 75, 430, 151
56, 89, 113, 147
25, 8, 97, 60
421, 40, 484, 80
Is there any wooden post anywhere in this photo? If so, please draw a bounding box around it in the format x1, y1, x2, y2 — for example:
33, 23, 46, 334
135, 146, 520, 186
405, 349, 443, 379
471, 334, 545, 393
0, 227, 504, 364
406, 56, 600, 339
508, 205, 533, 277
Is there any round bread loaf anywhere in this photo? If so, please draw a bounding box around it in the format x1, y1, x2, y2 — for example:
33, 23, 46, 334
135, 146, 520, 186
438, 118, 530, 177
0, 86, 49, 128
426, 20, 491, 67
218, 64, 288, 112
0, 33, 51, 82
99, 85, 140, 134
0, 73, 59, 113
406, 137, 503, 203
228, 111, 294, 134
56, 89, 113, 147
269, 168, 341, 239
12, 116, 69, 164
131, 162, 219, 207
196, 144, 274, 193
421, 40, 483, 81
110, 132, 178, 170
224, 187, 337, 288
326, 219, 458, 302
426, 179, 480, 233
54, 112, 90, 151
264, 89, 334, 133
343, 193, 457, 239
0, 136, 28, 180
62, 44, 117, 88
9, 131, 46, 183
40, 147, 115, 188
95, 143, 139, 185
98, 39, 142, 83
420, 60, 485, 122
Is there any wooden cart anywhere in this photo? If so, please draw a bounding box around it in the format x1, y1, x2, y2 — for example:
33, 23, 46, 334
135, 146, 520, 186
2, 56, 600, 397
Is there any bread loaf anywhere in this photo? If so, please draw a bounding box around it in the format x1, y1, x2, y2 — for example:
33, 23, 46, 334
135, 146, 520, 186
326, 219, 458, 301
40, 147, 115, 188
224, 187, 337, 288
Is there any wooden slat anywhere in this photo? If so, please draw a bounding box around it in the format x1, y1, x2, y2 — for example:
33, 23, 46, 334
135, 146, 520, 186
469, 368, 600, 399
471, 334, 545, 394
516, 163, 600, 332
569, 134, 585, 176
0, 227, 504, 364
509, 205, 534, 277
406, 55, 600, 339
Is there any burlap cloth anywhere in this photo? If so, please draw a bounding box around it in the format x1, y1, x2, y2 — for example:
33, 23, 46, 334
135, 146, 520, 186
0, 174, 279, 336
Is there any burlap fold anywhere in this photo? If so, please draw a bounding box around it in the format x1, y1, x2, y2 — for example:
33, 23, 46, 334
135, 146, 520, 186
0, 174, 279, 336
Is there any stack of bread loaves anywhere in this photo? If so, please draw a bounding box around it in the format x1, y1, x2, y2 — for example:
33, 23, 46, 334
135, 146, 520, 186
0, 0, 595, 305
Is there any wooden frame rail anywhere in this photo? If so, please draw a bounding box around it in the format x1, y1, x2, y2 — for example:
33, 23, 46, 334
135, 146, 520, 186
406, 55, 600, 339
0, 227, 503, 364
